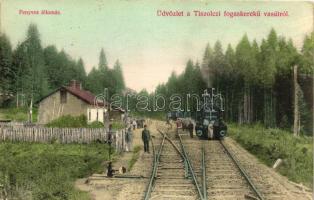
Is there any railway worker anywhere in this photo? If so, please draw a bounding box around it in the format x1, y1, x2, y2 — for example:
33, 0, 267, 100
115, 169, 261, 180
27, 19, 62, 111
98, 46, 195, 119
166, 116, 172, 129
107, 162, 114, 177
132, 120, 137, 130
175, 118, 182, 136
106, 162, 119, 177
188, 121, 194, 138
142, 125, 151, 153
125, 126, 133, 152
107, 124, 114, 160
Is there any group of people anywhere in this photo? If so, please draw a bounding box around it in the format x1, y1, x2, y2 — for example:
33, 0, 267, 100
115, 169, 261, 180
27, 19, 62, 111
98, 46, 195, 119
124, 117, 151, 153
126, 117, 194, 155
125, 124, 150, 153
167, 117, 194, 138
106, 123, 151, 177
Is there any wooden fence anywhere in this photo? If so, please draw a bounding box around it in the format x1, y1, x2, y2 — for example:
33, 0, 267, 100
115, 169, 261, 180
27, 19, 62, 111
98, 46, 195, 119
0, 126, 127, 152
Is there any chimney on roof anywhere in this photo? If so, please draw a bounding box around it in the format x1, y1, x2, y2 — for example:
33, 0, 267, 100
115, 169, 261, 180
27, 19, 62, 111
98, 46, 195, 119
69, 80, 82, 90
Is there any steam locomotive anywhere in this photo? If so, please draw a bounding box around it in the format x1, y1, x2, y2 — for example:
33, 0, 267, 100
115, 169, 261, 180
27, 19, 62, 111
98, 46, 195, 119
194, 88, 227, 140
166, 88, 227, 140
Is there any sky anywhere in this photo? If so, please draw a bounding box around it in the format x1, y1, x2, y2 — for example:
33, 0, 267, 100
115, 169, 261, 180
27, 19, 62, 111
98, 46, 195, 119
1, 0, 313, 92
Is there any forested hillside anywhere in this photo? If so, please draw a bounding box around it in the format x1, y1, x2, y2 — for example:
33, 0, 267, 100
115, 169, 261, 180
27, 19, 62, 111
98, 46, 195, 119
0, 23, 125, 107
153, 29, 313, 135
0, 24, 312, 134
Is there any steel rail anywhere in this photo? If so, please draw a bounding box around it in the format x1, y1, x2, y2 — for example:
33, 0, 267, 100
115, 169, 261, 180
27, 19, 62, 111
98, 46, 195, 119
157, 129, 185, 159
220, 140, 265, 200
143, 134, 166, 200
178, 134, 205, 200
202, 142, 207, 199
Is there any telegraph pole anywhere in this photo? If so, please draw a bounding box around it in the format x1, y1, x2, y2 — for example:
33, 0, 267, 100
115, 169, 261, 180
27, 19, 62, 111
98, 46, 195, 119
293, 65, 299, 137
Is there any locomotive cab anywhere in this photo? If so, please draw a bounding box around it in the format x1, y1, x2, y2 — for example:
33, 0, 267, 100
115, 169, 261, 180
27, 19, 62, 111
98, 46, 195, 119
195, 88, 227, 140
195, 110, 223, 140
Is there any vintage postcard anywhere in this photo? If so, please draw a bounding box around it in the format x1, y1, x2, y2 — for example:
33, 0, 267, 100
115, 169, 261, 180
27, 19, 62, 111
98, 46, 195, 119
0, 1, 313, 200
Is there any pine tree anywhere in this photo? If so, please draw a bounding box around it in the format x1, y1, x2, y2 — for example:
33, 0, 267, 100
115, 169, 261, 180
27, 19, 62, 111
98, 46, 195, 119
112, 59, 125, 93
298, 32, 314, 134
22, 24, 49, 101
12, 42, 31, 106
58, 50, 74, 86
75, 58, 86, 84
224, 44, 236, 77
212, 41, 225, 76
44, 45, 61, 89
86, 67, 103, 94
300, 32, 314, 75
224, 44, 237, 121
259, 29, 279, 127
235, 34, 255, 123
201, 43, 214, 87
99, 48, 108, 72
0, 34, 13, 104
183, 60, 194, 92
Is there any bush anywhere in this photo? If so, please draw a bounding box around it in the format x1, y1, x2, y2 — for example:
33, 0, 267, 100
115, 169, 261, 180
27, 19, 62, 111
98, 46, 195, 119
228, 123, 313, 188
46, 115, 87, 128
0, 142, 110, 200
45, 115, 104, 128
87, 121, 104, 128
46, 115, 120, 129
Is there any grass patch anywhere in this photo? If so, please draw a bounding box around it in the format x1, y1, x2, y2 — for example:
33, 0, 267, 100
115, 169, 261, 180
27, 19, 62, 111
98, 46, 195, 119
127, 146, 141, 171
0, 107, 38, 122
0, 142, 112, 200
228, 123, 313, 188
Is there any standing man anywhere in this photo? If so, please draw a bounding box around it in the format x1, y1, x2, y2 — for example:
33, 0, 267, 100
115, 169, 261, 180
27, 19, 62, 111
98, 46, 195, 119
176, 118, 182, 137
166, 116, 172, 129
141, 125, 150, 153
125, 126, 133, 152
132, 120, 137, 130
188, 121, 194, 138
107, 124, 113, 160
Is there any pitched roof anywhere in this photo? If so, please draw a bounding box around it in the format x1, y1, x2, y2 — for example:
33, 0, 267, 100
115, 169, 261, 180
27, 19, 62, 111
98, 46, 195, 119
37, 86, 106, 107
37, 80, 125, 112
64, 87, 125, 112
64, 86, 105, 106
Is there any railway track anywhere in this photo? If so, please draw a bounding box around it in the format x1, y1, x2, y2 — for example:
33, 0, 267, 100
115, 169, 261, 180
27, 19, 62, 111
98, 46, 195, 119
180, 134, 264, 200
206, 139, 263, 200
144, 128, 202, 200
145, 125, 310, 200
223, 139, 312, 200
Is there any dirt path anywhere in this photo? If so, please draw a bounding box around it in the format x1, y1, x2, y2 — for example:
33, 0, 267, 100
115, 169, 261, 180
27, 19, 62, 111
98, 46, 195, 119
75, 120, 164, 200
